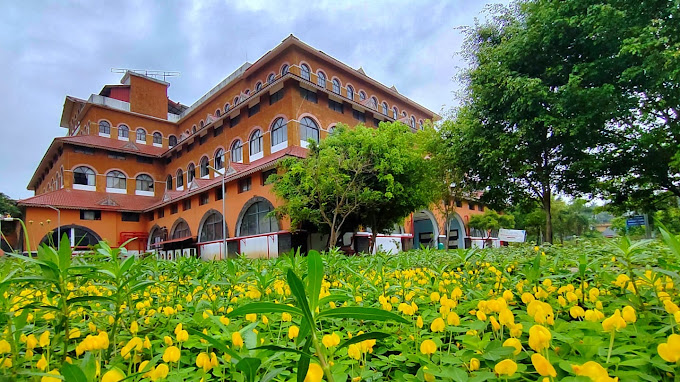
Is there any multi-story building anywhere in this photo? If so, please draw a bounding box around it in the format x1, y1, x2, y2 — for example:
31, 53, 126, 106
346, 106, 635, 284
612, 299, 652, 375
17, 35, 489, 259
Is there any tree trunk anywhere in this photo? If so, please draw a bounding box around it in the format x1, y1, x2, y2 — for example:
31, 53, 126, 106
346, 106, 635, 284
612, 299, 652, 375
328, 228, 338, 251
542, 190, 553, 244
370, 231, 378, 254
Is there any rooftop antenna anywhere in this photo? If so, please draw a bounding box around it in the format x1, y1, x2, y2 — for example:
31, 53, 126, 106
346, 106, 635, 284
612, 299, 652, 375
111, 68, 180, 82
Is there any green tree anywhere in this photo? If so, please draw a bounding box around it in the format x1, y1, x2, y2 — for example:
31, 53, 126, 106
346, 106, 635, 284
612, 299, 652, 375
0, 192, 20, 238
272, 122, 436, 251
451, 1, 629, 243
467, 209, 515, 247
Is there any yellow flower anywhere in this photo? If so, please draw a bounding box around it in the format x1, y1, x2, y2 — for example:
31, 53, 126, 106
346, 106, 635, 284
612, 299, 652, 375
347, 344, 361, 360
602, 309, 626, 332
528, 325, 551, 352
416, 316, 424, 328
570, 306, 585, 319
531, 353, 556, 377
138, 360, 152, 376
177, 329, 189, 342
220, 316, 230, 325
26, 334, 38, 350
420, 339, 437, 355
69, 329, 81, 339
658, 333, 680, 363
322, 332, 341, 348
101, 368, 125, 382
431, 317, 445, 332
498, 308, 514, 326
503, 338, 521, 355
39, 331, 50, 347
36, 354, 48, 371
41, 369, 61, 382
476, 310, 487, 321
289, 325, 300, 339
130, 321, 139, 334
150, 364, 169, 381
494, 359, 518, 376
162, 346, 180, 363
304, 363, 324, 382
0, 340, 10, 354
232, 332, 244, 348
572, 361, 615, 381
246, 313, 257, 322
469, 357, 480, 371
164, 336, 173, 346
621, 306, 636, 323
196, 352, 212, 372
282, 312, 292, 322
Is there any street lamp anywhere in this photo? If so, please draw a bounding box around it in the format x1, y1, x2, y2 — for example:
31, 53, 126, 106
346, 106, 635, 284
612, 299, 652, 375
45, 205, 60, 245
206, 164, 227, 260
1, 215, 28, 254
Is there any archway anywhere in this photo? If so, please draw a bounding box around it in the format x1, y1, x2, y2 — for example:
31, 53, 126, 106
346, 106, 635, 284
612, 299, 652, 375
235, 197, 279, 237
446, 213, 467, 249
40, 225, 102, 248
412, 210, 439, 249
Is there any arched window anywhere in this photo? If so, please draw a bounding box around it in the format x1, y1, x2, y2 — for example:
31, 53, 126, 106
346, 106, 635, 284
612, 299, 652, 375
231, 140, 243, 163
200, 157, 210, 178
136, 128, 146, 142
370, 96, 378, 109
411, 116, 416, 129
176, 169, 184, 189
347, 85, 354, 100
300, 117, 319, 144
332, 79, 341, 94
281, 64, 289, 76
271, 118, 287, 147
300, 64, 310, 81
267, 73, 275, 84
41, 225, 101, 248
392, 107, 398, 119
255, 82, 262, 92
153, 132, 162, 145
200, 120, 204, 128
166, 175, 173, 190
317, 71, 326, 88
234, 96, 240, 104
215, 148, 225, 170
244, 89, 250, 96
169, 135, 177, 147
73, 167, 95, 186
359, 91, 366, 101
106, 170, 126, 190
172, 220, 191, 239
419, 120, 424, 130
118, 124, 129, 139
136, 174, 154, 191
215, 109, 221, 117
192, 125, 197, 134
99, 121, 110, 135
402, 111, 407, 117
239, 201, 278, 236
187, 163, 196, 183
382, 102, 388, 115
149, 226, 165, 247
224, 103, 231, 113
328, 125, 337, 135
199, 212, 224, 242
250, 130, 262, 156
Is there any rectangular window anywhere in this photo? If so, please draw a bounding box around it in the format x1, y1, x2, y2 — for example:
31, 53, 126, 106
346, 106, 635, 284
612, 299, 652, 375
238, 177, 252, 193
261, 169, 277, 185
199, 135, 207, 145
328, 99, 344, 113
455, 200, 462, 208
171, 204, 178, 214
270, 89, 284, 105
352, 109, 366, 122
121, 212, 140, 222
74, 147, 95, 155
230, 115, 241, 128
468, 203, 475, 210
108, 153, 126, 160
136, 156, 153, 164
215, 187, 223, 201
199, 192, 209, 206
80, 210, 101, 221
174, 151, 182, 159
374, 118, 381, 127
157, 208, 165, 219
213, 125, 223, 137
183, 199, 191, 211
248, 104, 260, 117
299, 87, 318, 103
187, 143, 194, 152
478, 204, 484, 212
146, 212, 155, 221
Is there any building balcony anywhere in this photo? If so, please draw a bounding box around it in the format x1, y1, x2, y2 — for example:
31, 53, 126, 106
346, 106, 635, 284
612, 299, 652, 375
87, 94, 131, 112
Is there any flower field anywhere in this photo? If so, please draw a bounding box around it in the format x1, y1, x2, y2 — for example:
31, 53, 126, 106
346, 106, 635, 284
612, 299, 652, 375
2, 233, 680, 382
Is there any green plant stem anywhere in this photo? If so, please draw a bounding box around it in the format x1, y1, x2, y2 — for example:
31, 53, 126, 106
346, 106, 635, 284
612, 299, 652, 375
310, 330, 335, 382
606, 331, 615, 364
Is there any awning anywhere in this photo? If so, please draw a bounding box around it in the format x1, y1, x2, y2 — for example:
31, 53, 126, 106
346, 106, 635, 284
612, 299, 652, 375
151, 236, 195, 248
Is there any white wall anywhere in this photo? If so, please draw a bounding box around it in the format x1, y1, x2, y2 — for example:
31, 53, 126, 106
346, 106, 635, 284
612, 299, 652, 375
240, 235, 278, 259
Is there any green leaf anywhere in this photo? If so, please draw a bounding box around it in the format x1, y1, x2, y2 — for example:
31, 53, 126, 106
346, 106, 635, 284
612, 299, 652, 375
227, 302, 303, 318
60, 362, 87, 382
287, 268, 315, 327
58, 232, 72, 271
252, 345, 313, 358
66, 296, 115, 305
306, 250, 323, 312
317, 293, 352, 308
186, 328, 242, 361
236, 357, 261, 382
317, 307, 409, 324
296, 352, 311, 382
337, 332, 391, 350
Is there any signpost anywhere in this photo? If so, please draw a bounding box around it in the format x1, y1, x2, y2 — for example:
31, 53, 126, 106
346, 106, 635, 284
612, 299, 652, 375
625, 215, 645, 228
498, 229, 526, 243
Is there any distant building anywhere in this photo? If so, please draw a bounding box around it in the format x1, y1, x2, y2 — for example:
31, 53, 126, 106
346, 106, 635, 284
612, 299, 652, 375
18, 35, 488, 258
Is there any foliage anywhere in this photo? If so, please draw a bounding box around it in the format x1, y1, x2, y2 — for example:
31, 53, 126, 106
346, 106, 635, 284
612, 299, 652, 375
467, 210, 515, 241
1, 236, 680, 380
272, 122, 436, 250
0, 192, 20, 236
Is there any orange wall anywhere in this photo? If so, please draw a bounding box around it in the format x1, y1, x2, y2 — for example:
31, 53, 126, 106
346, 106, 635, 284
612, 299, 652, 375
83, 106, 176, 148
129, 75, 168, 119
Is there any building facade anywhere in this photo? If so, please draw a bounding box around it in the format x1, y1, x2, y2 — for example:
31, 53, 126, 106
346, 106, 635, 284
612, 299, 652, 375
18, 35, 490, 259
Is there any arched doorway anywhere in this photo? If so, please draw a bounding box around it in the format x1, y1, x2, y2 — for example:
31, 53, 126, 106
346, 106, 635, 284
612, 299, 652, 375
446, 214, 466, 249
40, 225, 102, 249
412, 210, 439, 249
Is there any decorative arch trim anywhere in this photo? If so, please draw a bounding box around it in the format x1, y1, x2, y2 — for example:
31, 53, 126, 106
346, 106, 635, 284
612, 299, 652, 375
197, 209, 229, 241
235, 196, 279, 237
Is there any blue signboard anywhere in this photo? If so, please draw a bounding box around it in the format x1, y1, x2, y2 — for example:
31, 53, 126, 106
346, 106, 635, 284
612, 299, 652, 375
626, 215, 646, 228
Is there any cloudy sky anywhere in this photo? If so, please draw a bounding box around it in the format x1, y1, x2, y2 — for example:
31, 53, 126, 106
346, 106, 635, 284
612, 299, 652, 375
0, 0, 505, 200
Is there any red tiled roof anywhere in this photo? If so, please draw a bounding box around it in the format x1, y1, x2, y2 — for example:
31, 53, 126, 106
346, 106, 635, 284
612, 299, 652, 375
18, 189, 160, 212
58, 135, 166, 156
146, 146, 307, 211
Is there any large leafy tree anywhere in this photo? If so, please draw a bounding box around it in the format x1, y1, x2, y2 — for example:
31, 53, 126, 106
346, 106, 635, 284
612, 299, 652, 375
451, 1, 631, 243
273, 122, 436, 250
